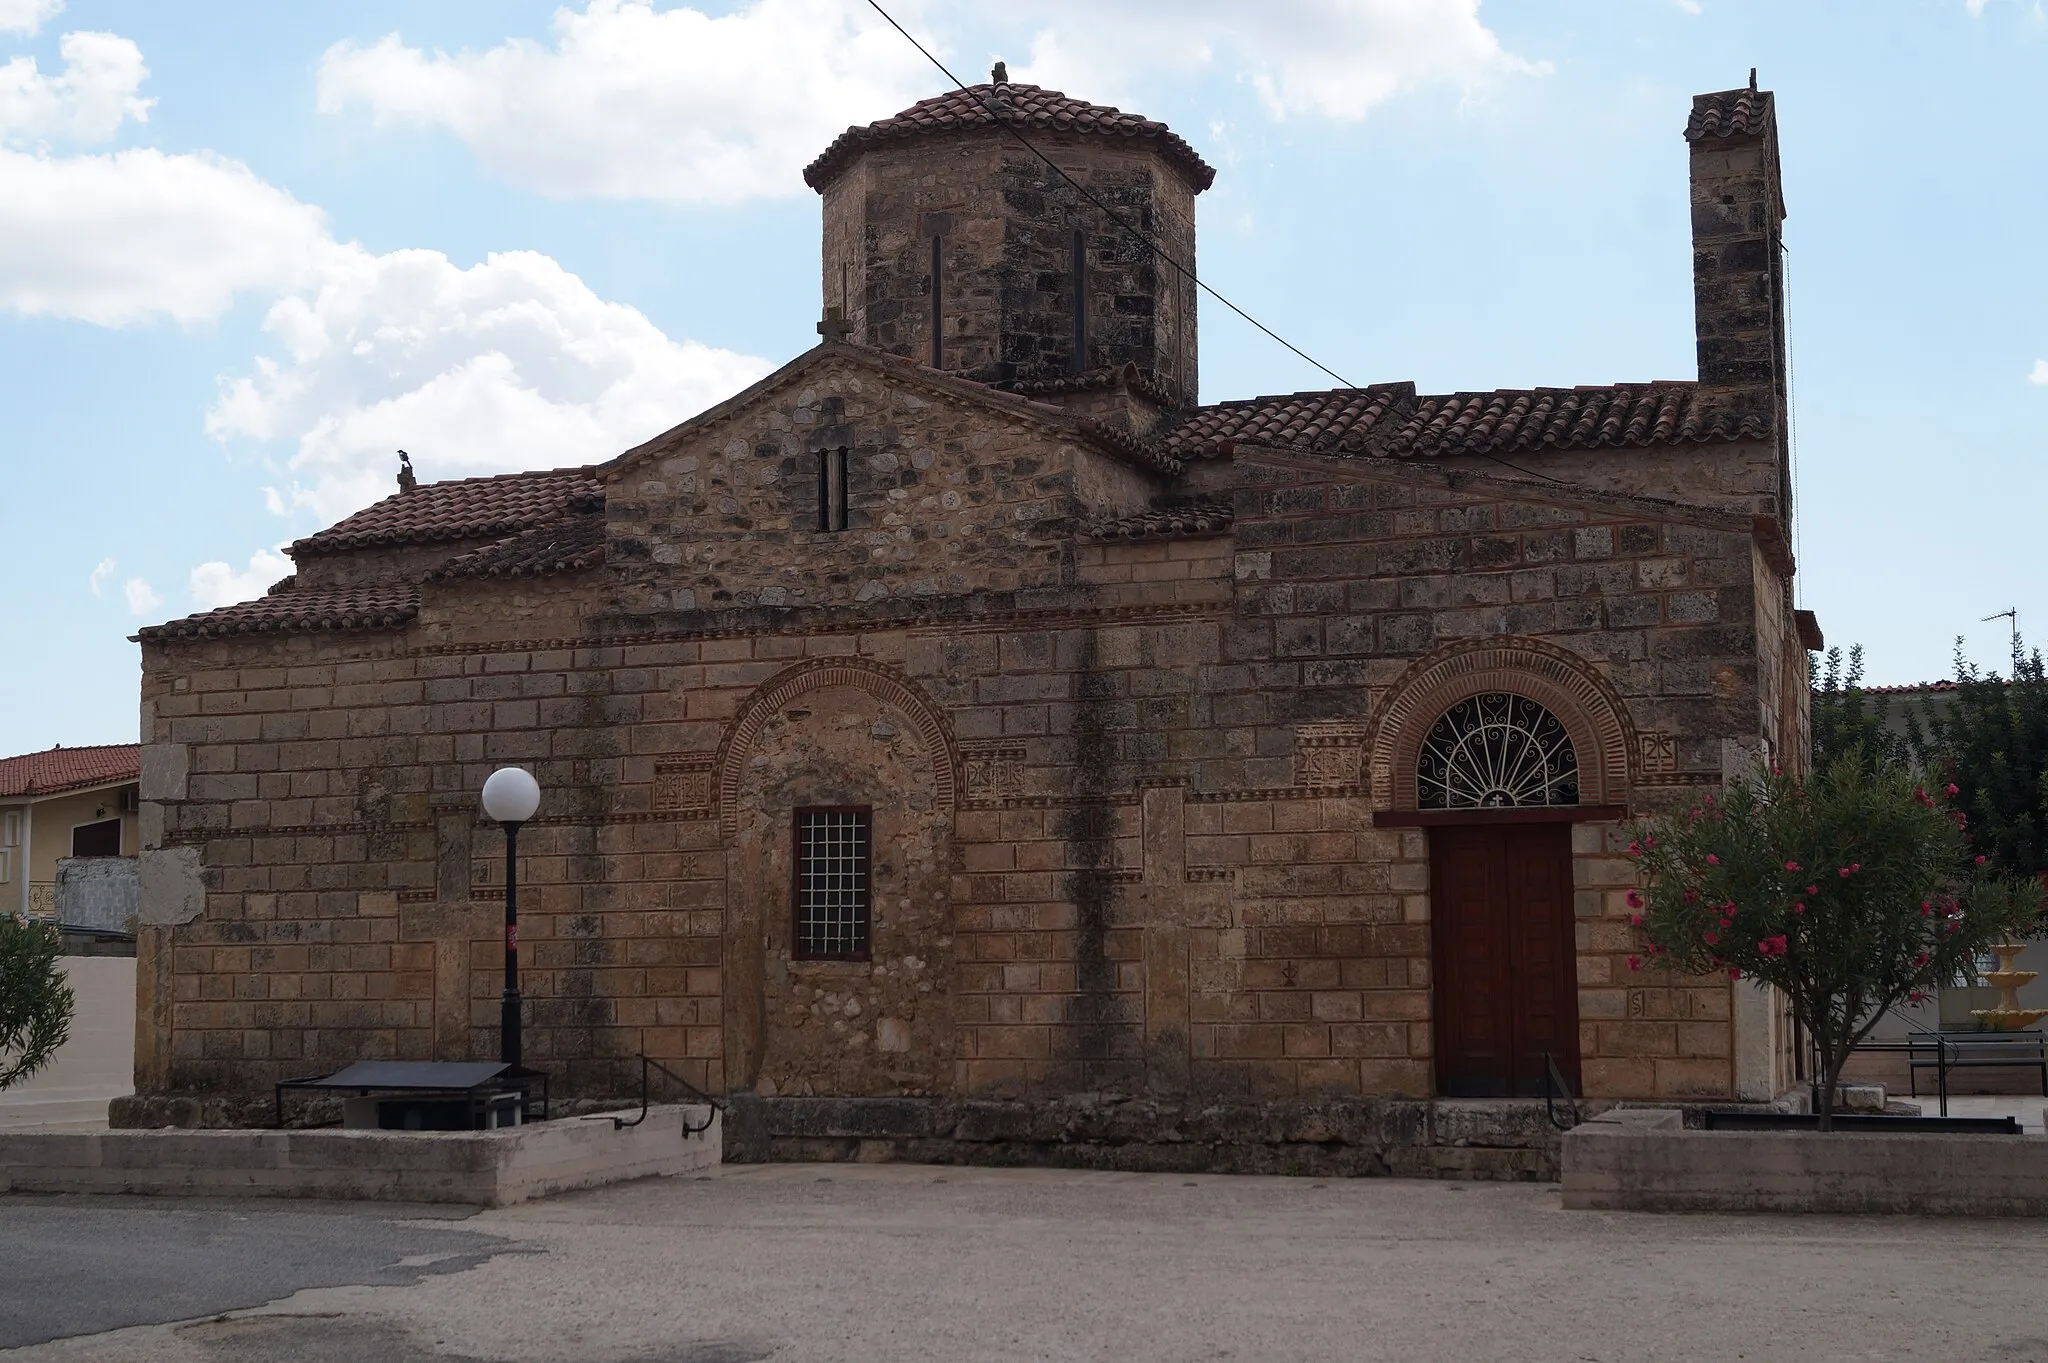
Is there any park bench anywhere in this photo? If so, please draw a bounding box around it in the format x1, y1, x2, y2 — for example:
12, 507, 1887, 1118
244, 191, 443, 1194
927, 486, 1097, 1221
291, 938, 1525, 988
1854, 1029, 2047, 1113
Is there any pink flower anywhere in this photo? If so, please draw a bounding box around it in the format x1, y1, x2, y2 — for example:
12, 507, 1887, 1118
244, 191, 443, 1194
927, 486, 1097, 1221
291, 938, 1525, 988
1728, 967, 1743, 979
1908, 990, 1930, 1004
1919, 902, 1933, 918
1977, 855, 1988, 865
1627, 955, 1643, 972
1630, 914, 1644, 927
1627, 840, 1643, 859
1785, 861, 1801, 872
1703, 930, 1720, 945
1807, 885, 1818, 895
1625, 889, 1644, 909
1706, 854, 1720, 865
1913, 951, 1931, 968
1757, 934, 1789, 957
1947, 783, 1960, 797
1793, 902, 1806, 915
1704, 794, 1715, 806
1838, 867, 1853, 878
1683, 889, 1700, 904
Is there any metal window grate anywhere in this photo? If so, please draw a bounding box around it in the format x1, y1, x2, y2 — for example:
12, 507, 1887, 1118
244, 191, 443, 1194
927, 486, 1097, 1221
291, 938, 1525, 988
796, 808, 870, 958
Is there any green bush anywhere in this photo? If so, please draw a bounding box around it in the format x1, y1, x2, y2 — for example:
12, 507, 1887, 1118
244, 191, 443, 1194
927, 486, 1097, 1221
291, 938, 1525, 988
0, 915, 74, 1092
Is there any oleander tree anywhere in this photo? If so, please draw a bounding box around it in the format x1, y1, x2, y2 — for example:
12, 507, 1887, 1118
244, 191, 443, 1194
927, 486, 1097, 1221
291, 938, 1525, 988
0, 914, 73, 1092
1627, 756, 2042, 1129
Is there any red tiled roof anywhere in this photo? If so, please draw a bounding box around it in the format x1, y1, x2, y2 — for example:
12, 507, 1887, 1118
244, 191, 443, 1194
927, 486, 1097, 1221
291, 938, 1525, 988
805, 80, 1215, 192
290, 467, 601, 557
1159, 385, 1409, 460
427, 513, 605, 581
1686, 86, 1774, 142
138, 583, 418, 642
1158, 382, 1767, 462
0, 744, 138, 799
1085, 500, 1233, 542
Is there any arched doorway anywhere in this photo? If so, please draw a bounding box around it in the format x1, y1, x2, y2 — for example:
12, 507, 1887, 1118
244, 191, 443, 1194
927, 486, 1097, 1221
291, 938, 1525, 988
1422, 693, 1583, 1098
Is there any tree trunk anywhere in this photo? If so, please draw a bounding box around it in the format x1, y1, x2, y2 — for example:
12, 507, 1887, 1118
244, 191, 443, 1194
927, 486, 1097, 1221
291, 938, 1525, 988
1817, 1045, 1852, 1133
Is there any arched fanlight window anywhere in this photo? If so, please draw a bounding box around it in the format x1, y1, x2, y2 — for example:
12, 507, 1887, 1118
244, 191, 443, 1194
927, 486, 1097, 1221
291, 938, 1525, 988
1417, 693, 1580, 809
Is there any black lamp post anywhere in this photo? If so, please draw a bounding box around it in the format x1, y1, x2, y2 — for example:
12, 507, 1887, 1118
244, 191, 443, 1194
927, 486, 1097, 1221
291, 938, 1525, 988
480, 767, 541, 1070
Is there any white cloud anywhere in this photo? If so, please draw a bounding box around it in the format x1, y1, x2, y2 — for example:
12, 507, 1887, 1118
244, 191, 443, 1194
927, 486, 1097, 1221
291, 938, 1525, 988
0, 29, 154, 145
316, 0, 933, 205
207, 246, 771, 524
0, 0, 62, 37
316, 1, 1540, 203
87, 556, 112, 596
1674, 0, 1703, 13
0, 146, 334, 324
189, 549, 292, 610
1011, 1, 1545, 123
122, 577, 160, 615
2031, 359, 2048, 385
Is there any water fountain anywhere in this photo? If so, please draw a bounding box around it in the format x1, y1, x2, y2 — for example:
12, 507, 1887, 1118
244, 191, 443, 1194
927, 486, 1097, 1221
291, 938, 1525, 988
1970, 943, 2048, 1030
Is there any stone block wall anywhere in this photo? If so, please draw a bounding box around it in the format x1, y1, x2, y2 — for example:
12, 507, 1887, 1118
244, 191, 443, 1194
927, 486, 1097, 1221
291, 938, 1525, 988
819, 133, 1201, 401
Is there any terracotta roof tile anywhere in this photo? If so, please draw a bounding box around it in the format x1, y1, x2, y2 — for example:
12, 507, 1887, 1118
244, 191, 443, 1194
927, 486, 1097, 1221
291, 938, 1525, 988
0, 744, 139, 799
427, 513, 606, 582
1084, 500, 1233, 542
805, 81, 1215, 192
1156, 382, 1766, 463
1158, 385, 1410, 460
139, 583, 418, 642
290, 467, 601, 557
1686, 86, 1774, 142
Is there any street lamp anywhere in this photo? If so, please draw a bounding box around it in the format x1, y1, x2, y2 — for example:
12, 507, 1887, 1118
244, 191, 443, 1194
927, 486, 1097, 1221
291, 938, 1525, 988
480, 767, 541, 1070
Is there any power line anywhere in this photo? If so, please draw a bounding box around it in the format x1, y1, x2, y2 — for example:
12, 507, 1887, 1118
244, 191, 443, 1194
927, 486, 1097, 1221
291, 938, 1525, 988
860, 0, 1357, 391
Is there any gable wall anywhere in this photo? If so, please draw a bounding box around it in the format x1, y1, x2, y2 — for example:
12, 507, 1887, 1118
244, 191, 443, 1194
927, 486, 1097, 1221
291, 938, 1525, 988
604, 360, 1160, 617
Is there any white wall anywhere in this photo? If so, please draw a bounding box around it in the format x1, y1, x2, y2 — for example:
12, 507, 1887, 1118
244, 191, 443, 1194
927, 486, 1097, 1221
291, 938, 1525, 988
0, 956, 134, 1130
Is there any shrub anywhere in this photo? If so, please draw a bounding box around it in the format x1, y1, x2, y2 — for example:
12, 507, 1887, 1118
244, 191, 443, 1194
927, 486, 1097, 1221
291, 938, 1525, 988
0, 915, 74, 1092
1629, 756, 2042, 1127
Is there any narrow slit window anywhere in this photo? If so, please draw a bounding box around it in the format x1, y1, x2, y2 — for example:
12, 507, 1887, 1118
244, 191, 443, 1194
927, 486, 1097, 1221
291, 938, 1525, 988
816, 447, 848, 533
930, 235, 944, 368
1071, 228, 1088, 374
794, 808, 871, 959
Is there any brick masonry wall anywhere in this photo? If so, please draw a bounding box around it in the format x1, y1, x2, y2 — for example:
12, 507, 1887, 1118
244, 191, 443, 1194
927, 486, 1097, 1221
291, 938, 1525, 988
134, 427, 1804, 1117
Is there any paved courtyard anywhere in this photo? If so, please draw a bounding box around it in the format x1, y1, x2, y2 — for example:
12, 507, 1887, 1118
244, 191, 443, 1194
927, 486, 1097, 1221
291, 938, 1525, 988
5, 1165, 2047, 1362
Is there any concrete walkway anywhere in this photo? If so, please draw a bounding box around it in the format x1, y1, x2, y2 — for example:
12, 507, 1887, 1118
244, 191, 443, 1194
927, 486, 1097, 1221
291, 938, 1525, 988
7, 1164, 2048, 1362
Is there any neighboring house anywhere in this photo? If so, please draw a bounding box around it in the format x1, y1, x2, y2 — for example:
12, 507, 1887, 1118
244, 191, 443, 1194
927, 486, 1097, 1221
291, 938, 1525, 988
0, 743, 140, 921
131, 77, 1812, 1164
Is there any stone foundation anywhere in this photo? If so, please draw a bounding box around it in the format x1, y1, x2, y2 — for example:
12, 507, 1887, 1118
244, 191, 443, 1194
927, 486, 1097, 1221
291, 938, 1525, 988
724, 1094, 1596, 1181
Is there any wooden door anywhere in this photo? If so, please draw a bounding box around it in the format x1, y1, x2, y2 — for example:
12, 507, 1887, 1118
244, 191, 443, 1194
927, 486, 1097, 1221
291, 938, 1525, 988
1430, 823, 1581, 1097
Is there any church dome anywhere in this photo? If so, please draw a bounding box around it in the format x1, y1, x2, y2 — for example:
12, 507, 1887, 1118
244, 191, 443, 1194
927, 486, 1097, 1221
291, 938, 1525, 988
803, 77, 1216, 194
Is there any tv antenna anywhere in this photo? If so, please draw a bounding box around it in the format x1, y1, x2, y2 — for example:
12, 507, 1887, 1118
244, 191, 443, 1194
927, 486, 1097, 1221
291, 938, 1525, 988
1983, 608, 2019, 670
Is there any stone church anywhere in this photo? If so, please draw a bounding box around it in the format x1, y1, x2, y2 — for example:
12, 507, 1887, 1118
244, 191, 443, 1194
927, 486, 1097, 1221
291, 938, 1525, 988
131, 73, 1817, 1173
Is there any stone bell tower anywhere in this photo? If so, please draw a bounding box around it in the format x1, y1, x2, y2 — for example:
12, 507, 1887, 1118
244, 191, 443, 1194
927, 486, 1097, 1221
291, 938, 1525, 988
803, 67, 1216, 405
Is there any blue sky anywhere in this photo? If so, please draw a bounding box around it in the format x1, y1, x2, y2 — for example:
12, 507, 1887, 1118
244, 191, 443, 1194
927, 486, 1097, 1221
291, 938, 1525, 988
1, 0, 2044, 756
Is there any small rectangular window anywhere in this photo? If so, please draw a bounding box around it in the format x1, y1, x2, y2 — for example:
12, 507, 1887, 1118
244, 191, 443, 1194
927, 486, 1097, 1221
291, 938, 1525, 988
1071, 228, 1088, 374
794, 807, 870, 959
816, 447, 849, 533
930, 234, 944, 368
0, 848, 11, 884
0, 811, 17, 847
72, 818, 122, 857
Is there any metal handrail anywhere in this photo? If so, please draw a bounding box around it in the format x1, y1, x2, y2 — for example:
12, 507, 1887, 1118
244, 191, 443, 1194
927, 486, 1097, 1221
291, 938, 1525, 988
610, 1054, 722, 1135
1542, 1051, 1580, 1131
